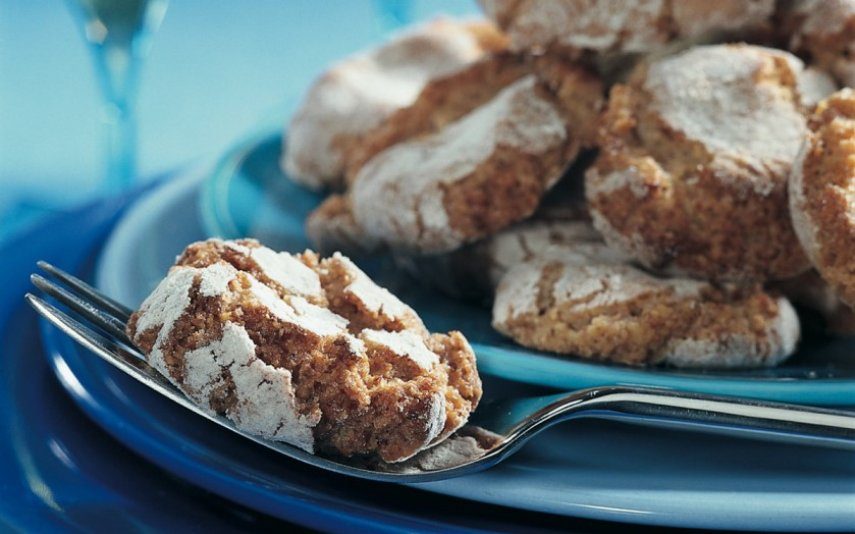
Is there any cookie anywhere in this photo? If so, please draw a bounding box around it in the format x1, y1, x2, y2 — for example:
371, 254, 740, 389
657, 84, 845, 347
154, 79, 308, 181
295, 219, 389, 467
386, 156, 608, 299
789, 89, 855, 308
305, 194, 374, 256
479, 0, 774, 57
127, 239, 481, 463
772, 270, 855, 336
782, 0, 855, 87
282, 18, 506, 190
586, 44, 836, 282
492, 258, 800, 367
324, 52, 603, 255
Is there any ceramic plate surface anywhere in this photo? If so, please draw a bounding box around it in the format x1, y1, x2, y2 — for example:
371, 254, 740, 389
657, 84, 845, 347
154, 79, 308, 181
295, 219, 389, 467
198, 132, 855, 405
41, 167, 855, 531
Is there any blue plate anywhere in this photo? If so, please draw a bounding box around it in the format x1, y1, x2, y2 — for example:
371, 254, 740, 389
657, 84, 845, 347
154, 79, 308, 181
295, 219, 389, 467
47, 167, 855, 531
36, 176, 606, 533
0, 186, 335, 531
200, 131, 855, 405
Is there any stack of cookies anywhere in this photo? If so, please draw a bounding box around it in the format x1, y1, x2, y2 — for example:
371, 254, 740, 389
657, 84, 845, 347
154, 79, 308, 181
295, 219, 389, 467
283, 2, 855, 369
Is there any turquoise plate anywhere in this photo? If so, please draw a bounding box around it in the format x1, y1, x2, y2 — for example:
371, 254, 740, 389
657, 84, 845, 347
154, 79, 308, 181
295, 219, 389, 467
89, 168, 855, 531
199, 131, 855, 405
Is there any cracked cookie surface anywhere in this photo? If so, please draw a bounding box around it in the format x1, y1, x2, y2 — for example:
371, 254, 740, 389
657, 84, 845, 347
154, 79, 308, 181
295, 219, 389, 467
586, 44, 835, 282
478, 0, 775, 57
310, 52, 604, 255
127, 239, 481, 463
282, 18, 506, 191
782, 0, 855, 88
789, 89, 855, 308
492, 257, 800, 368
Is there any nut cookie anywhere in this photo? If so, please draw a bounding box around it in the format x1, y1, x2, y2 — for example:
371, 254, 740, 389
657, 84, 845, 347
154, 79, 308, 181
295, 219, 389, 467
127, 239, 481, 463
789, 89, 855, 307
283, 18, 506, 191
586, 44, 836, 282
479, 0, 774, 57
304, 194, 375, 256
773, 270, 855, 335
492, 259, 800, 367
397, 215, 625, 301
334, 52, 604, 255
782, 0, 855, 87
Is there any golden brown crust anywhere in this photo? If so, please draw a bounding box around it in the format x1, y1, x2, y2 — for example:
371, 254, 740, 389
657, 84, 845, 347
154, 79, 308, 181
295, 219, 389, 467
323, 51, 604, 254
128, 239, 482, 463
789, 89, 855, 307
343, 52, 532, 182
493, 259, 800, 367
586, 45, 823, 282
283, 18, 507, 190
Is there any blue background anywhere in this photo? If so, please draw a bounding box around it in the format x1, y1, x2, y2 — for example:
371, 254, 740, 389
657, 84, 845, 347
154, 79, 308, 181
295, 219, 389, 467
0, 0, 479, 241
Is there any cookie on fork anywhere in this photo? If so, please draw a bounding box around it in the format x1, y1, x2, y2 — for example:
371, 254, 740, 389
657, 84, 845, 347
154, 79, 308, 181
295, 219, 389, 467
127, 239, 482, 463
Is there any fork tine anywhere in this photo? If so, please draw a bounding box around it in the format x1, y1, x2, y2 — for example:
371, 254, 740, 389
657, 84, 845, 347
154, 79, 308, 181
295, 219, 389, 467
25, 293, 196, 407
36, 261, 133, 322
31, 273, 132, 345
25, 293, 341, 473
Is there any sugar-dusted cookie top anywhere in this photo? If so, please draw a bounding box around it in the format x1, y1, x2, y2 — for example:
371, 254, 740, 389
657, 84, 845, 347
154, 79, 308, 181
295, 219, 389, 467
128, 239, 481, 463
586, 44, 835, 282
283, 18, 506, 191
479, 0, 774, 56
311, 52, 603, 255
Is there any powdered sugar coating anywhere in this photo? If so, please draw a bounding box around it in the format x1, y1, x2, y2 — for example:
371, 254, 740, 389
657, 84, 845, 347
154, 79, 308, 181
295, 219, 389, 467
129, 240, 481, 462
134, 269, 194, 373
361, 329, 440, 370
492, 257, 799, 368
350, 75, 567, 253
494, 260, 703, 325
421, 392, 447, 447
587, 209, 663, 268
480, 0, 773, 55
670, 0, 774, 38
283, 18, 499, 189
789, 137, 821, 264
586, 44, 832, 282
643, 45, 824, 196
332, 252, 413, 323
799, 68, 840, 108
793, 0, 855, 37
788, 89, 855, 307
222, 240, 323, 300
663, 298, 799, 368
181, 322, 317, 451
483, 218, 630, 287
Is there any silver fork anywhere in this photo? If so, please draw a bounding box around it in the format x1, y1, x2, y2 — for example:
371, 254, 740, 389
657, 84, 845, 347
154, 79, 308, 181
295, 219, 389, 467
27, 261, 855, 483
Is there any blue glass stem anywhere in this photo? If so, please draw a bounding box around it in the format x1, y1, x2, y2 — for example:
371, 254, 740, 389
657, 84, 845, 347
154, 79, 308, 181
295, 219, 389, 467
95, 46, 140, 193
102, 97, 136, 194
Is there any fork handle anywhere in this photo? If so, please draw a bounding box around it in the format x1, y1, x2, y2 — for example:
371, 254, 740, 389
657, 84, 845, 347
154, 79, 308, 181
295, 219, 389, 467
508, 387, 855, 450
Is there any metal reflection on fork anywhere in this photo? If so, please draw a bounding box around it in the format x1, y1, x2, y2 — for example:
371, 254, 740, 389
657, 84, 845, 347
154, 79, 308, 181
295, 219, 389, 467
26, 261, 855, 483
